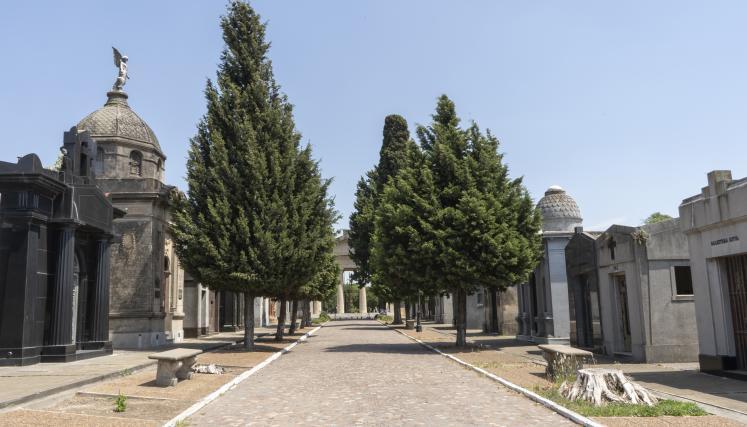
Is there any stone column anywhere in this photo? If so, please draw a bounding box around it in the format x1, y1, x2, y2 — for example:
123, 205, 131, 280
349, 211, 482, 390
313, 301, 322, 315
359, 287, 367, 314
91, 238, 111, 343
49, 226, 76, 346
336, 271, 345, 314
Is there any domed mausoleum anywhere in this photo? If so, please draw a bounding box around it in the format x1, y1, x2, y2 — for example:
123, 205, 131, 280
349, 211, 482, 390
516, 185, 583, 344
536, 185, 583, 233
77, 88, 184, 348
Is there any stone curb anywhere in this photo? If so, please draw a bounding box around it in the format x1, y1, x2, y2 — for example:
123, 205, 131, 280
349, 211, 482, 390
382, 323, 603, 427
163, 324, 325, 427
0, 333, 267, 411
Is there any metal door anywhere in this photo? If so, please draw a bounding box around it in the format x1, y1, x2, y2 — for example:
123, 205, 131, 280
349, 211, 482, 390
725, 255, 747, 369
614, 275, 632, 353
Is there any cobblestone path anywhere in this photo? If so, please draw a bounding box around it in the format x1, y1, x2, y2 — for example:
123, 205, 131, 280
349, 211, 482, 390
188, 320, 574, 426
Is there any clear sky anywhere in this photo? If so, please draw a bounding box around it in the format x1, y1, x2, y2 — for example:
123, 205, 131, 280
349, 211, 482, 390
2, 1, 747, 231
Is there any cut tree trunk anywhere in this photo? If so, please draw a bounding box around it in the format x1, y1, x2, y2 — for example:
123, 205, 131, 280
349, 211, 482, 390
275, 298, 287, 341
289, 300, 299, 334
455, 289, 467, 347
243, 293, 255, 349
393, 301, 403, 324
560, 368, 657, 406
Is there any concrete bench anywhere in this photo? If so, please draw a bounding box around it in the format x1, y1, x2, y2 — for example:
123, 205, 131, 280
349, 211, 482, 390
537, 344, 594, 381
405, 319, 416, 330
148, 348, 203, 387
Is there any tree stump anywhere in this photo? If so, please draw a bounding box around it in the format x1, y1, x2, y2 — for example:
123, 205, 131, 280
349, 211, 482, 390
560, 368, 657, 406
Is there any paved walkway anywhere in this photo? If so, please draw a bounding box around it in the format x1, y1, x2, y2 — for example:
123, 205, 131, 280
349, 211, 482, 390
0, 328, 274, 410
188, 320, 573, 426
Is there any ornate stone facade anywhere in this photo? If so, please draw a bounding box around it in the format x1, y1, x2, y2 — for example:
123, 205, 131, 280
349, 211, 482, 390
77, 89, 183, 348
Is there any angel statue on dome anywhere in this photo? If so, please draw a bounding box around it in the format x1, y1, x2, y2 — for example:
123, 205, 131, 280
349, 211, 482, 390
112, 47, 129, 91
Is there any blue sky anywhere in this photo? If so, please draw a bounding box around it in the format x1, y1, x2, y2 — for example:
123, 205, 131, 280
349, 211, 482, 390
2, 1, 747, 230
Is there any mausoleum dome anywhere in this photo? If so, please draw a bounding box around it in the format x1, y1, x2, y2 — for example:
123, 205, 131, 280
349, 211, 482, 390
77, 91, 162, 154
536, 185, 582, 232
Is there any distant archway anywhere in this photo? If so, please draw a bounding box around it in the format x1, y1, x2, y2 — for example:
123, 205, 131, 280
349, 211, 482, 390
333, 231, 367, 315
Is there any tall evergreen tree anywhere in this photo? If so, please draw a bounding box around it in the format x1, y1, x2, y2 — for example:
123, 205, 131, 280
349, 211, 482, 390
376, 95, 542, 346
349, 115, 418, 324
172, 1, 336, 348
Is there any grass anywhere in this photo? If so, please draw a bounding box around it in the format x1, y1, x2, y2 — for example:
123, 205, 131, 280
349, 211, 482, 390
113, 391, 127, 413
539, 386, 708, 417
312, 311, 331, 324
377, 315, 393, 324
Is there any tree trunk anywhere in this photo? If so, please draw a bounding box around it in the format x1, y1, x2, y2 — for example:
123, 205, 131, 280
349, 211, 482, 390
489, 289, 498, 333
289, 300, 299, 334
455, 288, 467, 347
275, 298, 287, 341
405, 301, 411, 320
305, 300, 312, 327
243, 293, 255, 349
393, 301, 403, 324
560, 368, 657, 406
299, 299, 308, 328
451, 294, 457, 326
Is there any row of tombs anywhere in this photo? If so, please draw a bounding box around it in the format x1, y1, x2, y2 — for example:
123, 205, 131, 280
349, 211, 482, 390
433, 179, 747, 374
0, 83, 320, 366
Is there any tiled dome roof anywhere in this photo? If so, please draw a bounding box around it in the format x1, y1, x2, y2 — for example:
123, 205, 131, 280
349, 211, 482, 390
536, 185, 582, 232
77, 91, 162, 153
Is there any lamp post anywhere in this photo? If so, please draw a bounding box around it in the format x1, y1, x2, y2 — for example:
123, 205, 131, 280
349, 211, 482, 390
415, 291, 423, 332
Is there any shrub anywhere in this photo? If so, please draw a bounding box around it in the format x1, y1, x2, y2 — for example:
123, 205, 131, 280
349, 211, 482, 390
114, 391, 127, 413
378, 315, 393, 324
313, 311, 331, 324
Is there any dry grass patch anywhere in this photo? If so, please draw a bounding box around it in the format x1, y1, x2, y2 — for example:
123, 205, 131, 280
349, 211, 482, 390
0, 408, 160, 427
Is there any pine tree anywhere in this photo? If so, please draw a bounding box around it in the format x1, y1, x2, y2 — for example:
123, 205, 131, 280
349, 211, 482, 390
172, 1, 335, 348
349, 115, 418, 324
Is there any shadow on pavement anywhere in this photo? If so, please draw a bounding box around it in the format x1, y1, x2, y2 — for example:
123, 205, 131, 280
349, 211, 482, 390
324, 343, 433, 354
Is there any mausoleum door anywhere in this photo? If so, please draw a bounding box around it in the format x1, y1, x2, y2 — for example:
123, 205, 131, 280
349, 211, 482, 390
725, 255, 747, 370
614, 275, 632, 353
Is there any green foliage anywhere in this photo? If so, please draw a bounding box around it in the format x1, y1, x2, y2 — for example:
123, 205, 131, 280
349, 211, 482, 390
113, 392, 127, 413
298, 253, 339, 303
540, 387, 707, 417
643, 212, 673, 225
46, 153, 63, 172
377, 314, 393, 324
313, 311, 331, 323
349, 115, 420, 303
171, 1, 336, 305
371, 95, 542, 345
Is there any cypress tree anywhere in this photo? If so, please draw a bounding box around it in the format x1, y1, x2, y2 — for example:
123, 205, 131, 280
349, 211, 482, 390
172, 1, 336, 348
349, 115, 418, 324
377, 95, 542, 346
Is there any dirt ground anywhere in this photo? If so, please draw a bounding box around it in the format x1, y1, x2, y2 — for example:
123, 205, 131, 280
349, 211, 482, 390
394, 324, 741, 427
0, 331, 310, 426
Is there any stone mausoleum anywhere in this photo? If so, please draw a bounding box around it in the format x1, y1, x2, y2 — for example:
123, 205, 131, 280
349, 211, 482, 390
0, 129, 120, 365
680, 170, 747, 372
593, 219, 697, 362
516, 185, 582, 344
76, 87, 185, 348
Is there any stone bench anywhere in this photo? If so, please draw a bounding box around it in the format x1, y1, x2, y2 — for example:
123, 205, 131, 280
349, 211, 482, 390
148, 348, 203, 387
405, 319, 416, 330
537, 344, 594, 381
